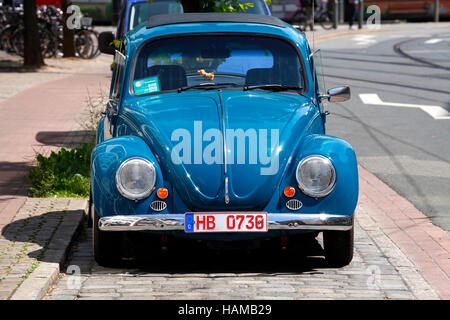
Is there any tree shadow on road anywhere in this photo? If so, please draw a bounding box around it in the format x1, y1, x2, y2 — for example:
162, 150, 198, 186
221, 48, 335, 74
1, 209, 83, 266
35, 130, 95, 148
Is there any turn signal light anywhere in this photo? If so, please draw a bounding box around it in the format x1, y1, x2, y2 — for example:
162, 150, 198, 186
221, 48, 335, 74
157, 188, 168, 199
284, 186, 295, 198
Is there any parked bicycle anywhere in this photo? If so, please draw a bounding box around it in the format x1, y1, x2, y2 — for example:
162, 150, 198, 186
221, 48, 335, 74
74, 17, 100, 59
0, 4, 99, 60
284, 0, 336, 31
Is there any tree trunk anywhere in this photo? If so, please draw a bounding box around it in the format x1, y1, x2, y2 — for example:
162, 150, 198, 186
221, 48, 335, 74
23, 0, 44, 68
62, 0, 75, 57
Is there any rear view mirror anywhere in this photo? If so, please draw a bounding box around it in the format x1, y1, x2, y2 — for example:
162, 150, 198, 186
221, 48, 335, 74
98, 31, 116, 55
320, 86, 350, 103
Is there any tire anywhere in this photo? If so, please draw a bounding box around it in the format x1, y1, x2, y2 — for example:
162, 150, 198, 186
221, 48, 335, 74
323, 227, 354, 267
93, 209, 123, 267
87, 191, 93, 228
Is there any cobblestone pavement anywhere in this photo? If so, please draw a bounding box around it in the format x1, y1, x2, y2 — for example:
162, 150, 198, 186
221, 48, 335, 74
46, 203, 439, 300
0, 198, 85, 300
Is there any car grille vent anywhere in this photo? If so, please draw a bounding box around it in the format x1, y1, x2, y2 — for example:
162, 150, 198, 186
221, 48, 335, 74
286, 199, 303, 211
150, 200, 167, 212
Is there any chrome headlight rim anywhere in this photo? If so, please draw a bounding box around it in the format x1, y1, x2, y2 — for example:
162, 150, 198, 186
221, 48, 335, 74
115, 157, 156, 200
296, 155, 337, 198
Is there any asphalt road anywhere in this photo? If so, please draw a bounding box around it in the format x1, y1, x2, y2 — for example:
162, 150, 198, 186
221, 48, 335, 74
318, 24, 450, 231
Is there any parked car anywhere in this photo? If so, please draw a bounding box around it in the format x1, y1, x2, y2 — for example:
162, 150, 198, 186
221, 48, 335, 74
116, 0, 184, 40
94, 12, 358, 267
115, 0, 271, 40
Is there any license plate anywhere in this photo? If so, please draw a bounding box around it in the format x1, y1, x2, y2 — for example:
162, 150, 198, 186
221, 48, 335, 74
185, 212, 268, 233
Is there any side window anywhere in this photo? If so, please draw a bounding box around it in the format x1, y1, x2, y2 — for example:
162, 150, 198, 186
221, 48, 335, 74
111, 48, 126, 100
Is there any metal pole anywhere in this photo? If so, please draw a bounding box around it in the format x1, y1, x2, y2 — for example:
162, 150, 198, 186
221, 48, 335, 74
358, 0, 364, 29
333, 0, 339, 29
434, 0, 440, 22
339, 0, 344, 24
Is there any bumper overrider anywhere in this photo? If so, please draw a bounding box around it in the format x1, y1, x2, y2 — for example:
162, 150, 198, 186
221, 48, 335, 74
98, 213, 353, 231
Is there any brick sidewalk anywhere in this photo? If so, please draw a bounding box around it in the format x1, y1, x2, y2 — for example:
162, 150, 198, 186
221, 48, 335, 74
358, 165, 450, 299
0, 71, 109, 234
0, 54, 109, 299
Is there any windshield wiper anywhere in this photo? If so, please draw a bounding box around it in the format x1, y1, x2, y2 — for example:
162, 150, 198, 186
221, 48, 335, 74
178, 82, 240, 93
243, 84, 303, 92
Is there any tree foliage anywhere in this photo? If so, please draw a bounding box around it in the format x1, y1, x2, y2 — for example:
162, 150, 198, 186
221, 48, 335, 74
151, 0, 272, 13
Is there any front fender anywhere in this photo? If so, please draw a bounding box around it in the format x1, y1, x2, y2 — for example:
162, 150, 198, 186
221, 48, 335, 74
276, 134, 358, 215
91, 135, 165, 218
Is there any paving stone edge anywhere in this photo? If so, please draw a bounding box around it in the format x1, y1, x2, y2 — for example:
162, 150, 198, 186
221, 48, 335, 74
10, 199, 87, 300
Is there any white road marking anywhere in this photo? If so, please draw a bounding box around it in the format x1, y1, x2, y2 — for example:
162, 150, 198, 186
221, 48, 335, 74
425, 38, 443, 44
359, 94, 450, 120
353, 35, 377, 46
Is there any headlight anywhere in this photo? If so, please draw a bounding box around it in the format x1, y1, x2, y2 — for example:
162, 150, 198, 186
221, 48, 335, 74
115, 158, 156, 200
296, 155, 336, 198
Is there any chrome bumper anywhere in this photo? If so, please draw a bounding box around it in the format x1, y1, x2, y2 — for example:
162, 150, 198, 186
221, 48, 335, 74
98, 213, 353, 232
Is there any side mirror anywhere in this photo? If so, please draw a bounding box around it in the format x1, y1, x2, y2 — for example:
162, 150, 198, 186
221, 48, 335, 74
98, 31, 116, 55
319, 86, 351, 103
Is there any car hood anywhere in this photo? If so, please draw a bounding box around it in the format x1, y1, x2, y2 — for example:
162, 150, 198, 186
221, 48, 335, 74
123, 90, 317, 211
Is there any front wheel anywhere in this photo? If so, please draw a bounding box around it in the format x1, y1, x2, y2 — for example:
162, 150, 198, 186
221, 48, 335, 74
323, 227, 354, 267
93, 210, 123, 267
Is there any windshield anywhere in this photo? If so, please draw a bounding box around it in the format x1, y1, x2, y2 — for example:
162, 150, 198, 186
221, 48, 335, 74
132, 35, 305, 95
129, 0, 183, 31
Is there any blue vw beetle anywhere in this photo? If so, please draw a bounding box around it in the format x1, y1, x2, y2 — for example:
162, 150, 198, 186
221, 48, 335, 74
94, 13, 358, 267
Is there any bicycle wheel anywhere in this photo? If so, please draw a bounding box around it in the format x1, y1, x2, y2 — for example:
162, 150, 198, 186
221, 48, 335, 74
39, 26, 58, 58
2, 26, 17, 53
321, 1, 336, 30
10, 27, 24, 57
320, 15, 334, 30
88, 30, 100, 58
74, 30, 96, 59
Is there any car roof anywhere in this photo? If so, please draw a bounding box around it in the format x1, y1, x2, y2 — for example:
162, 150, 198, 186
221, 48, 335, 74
146, 13, 285, 29
125, 13, 307, 52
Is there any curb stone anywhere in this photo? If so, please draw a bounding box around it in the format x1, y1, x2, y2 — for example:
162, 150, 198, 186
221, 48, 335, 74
9, 199, 87, 300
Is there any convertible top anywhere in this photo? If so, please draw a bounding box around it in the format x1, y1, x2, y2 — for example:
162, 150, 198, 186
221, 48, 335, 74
146, 13, 287, 29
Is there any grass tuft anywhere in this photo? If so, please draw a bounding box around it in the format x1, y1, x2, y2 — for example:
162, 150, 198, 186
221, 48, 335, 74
27, 143, 93, 198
